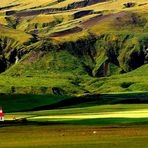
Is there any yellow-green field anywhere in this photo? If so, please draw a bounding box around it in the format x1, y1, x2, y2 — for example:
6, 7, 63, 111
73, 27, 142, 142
27, 109, 148, 121
4, 103, 148, 124
1, 100, 148, 147
0, 125, 148, 148
1, 94, 148, 148
1, 94, 147, 148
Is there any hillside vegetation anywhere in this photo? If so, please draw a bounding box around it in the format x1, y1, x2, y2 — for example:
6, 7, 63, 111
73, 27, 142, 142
0, 0, 148, 95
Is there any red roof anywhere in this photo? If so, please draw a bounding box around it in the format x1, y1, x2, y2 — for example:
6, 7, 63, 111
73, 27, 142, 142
0, 113, 4, 116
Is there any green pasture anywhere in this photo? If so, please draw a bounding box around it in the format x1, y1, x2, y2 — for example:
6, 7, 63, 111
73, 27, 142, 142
0, 125, 148, 148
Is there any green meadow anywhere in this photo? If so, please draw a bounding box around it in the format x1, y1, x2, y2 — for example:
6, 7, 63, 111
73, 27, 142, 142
1, 93, 148, 148
0, 125, 147, 148
0, 85, 148, 147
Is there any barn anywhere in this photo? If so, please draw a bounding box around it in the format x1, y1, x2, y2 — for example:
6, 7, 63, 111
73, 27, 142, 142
0, 108, 4, 121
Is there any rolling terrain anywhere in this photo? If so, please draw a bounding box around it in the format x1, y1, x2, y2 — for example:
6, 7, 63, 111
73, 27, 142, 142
0, 0, 147, 95
0, 1, 148, 147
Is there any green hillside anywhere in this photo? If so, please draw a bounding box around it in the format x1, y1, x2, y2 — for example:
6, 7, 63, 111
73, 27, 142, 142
0, 0, 148, 95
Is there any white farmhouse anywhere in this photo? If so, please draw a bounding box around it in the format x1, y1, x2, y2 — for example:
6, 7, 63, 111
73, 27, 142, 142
0, 108, 4, 121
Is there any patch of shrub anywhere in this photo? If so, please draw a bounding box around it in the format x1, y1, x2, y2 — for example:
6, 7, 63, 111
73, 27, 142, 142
11, 86, 16, 93
18, 118, 28, 123
120, 82, 134, 88
57, 0, 65, 2
40, 86, 48, 94
123, 2, 136, 8
52, 87, 65, 95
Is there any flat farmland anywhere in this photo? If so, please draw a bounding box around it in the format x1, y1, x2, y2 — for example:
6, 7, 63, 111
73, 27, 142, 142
2, 102, 148, 147
0, 125, 148, 148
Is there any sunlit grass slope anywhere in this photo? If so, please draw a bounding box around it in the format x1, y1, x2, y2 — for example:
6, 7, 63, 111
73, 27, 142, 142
0, 26, 32, 43
0, 0, 147, 95
0, 62, 147, 95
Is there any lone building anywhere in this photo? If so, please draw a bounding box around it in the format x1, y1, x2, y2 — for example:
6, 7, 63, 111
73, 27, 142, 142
0, 108, 4, 121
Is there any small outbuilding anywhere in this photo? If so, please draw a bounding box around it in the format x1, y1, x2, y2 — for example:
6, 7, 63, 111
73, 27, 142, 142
0, 108, 4, 121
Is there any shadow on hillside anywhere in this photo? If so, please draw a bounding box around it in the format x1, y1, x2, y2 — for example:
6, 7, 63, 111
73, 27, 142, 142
0, 93, 147, 113
31, 93, 148, 111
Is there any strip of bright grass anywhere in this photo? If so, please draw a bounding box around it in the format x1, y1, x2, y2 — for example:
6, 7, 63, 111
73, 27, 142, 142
5, 104, 148, 124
